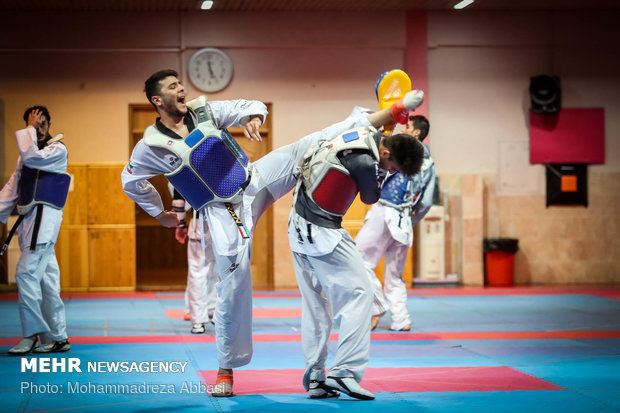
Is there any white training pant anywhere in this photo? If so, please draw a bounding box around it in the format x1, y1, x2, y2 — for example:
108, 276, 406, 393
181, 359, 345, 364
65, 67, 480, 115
183, 286, 189, 314
204, 107, 373, 369
187, 227, 217, 325
292, 228, 372, 383
15, 242, 67, 343
355, 203, 411, 331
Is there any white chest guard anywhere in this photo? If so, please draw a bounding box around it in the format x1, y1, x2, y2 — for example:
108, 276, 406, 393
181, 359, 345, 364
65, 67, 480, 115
143, 96, 250, 211
296, 126, 380, 217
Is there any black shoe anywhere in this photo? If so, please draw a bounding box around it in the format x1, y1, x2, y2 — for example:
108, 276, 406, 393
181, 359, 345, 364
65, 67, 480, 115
309, 380, 340, 399
34, 339, 70, 353
325, 376, 375, 400
191, 323, 206, 334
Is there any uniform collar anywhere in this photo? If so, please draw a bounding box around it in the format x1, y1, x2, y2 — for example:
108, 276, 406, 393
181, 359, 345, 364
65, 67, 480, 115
154, 112, 196, 140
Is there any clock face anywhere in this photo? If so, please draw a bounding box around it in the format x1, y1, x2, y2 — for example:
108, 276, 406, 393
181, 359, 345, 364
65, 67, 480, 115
188, 48, 233, 93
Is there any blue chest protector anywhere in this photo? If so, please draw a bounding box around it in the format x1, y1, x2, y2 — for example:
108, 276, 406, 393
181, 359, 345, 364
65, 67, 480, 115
380, 143, 433, 210
380, 173, 414, 208
17, 165, 71, 215
144, 96, 250, 211
2, 162, 71, 255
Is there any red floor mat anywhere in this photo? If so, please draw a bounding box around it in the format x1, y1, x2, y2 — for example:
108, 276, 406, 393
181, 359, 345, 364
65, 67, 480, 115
198, 366, 564, 395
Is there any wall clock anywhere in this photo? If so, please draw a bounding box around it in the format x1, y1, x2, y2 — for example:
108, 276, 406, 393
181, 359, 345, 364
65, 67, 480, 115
188, 47, 233, 93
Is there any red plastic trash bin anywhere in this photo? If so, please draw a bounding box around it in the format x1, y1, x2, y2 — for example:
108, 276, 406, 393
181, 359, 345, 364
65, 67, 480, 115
483, 238, 519, 286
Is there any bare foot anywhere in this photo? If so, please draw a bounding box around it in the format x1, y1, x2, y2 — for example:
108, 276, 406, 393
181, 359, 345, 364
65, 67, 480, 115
371, 313, 385, 331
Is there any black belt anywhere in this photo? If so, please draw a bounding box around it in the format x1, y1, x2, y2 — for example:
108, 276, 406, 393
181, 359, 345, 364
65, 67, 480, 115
30, 205, 43, 250
0, 204, 43, 255
224, 173, 251, 239
1, 215, 24, 256
224, 203, 250, 239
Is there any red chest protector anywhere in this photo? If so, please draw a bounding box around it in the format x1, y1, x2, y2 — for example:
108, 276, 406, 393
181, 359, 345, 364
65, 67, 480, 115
295, 127, 379, 217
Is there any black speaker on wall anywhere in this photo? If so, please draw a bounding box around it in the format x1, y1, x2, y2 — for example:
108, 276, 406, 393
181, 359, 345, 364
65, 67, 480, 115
530, 75, 561, 114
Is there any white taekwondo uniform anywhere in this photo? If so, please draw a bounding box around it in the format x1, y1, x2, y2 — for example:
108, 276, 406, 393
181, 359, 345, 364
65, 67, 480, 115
355, 143, 435, 330
288, 126, 385, 387
0, 126, 68, 343
122, 97, 373, 368
187, 214, 217, 325
169, 184, 217, 327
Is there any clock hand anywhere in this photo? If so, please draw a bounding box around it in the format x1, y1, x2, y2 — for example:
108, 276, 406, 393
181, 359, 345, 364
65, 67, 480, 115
207, 61, 215, 79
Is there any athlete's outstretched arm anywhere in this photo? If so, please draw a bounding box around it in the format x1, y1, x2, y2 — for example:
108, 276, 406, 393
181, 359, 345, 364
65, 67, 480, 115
366, 90, 424, 129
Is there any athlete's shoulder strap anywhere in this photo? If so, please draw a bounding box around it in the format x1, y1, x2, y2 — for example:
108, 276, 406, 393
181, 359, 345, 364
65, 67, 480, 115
187, 96, 215, 126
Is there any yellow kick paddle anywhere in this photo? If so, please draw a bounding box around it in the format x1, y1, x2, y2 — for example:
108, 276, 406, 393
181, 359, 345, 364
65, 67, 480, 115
375, 69, 412, 134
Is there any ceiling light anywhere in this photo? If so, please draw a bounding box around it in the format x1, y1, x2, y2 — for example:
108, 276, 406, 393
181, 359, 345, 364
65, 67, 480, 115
201, 0, 214, 10
454, 0, 474, 9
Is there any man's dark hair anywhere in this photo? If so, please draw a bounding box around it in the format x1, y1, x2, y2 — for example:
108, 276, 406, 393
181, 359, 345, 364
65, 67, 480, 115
23, 105, 50, 125
144, 69, 178, 109
382, 133, 425, 177
409, 115, 430, 140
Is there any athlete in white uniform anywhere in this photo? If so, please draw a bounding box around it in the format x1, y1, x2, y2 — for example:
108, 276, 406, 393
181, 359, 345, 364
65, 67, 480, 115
121, 69, 425, 397
288, 100, 426, 400
170, 187, 217, 334
0, 106, 70, 355
356, 115, 435, 332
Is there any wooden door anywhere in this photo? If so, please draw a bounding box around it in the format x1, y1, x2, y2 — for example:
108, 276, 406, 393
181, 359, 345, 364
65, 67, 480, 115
129, 104, 273, 289
129, 105, 183, 289
229, 127, 273, 288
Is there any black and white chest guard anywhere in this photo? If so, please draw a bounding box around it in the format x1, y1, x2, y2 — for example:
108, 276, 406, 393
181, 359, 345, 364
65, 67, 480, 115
296, 126, 380, 217
144, 96, 250, 211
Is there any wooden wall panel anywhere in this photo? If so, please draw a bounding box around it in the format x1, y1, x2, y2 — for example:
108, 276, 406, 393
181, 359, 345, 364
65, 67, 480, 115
56, 227, 89, 291
403, 249, 414, 286
88, 227, 135, 289
63, 164, 88, 226
87, 164, 135, 226
56, 163, 137, 291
